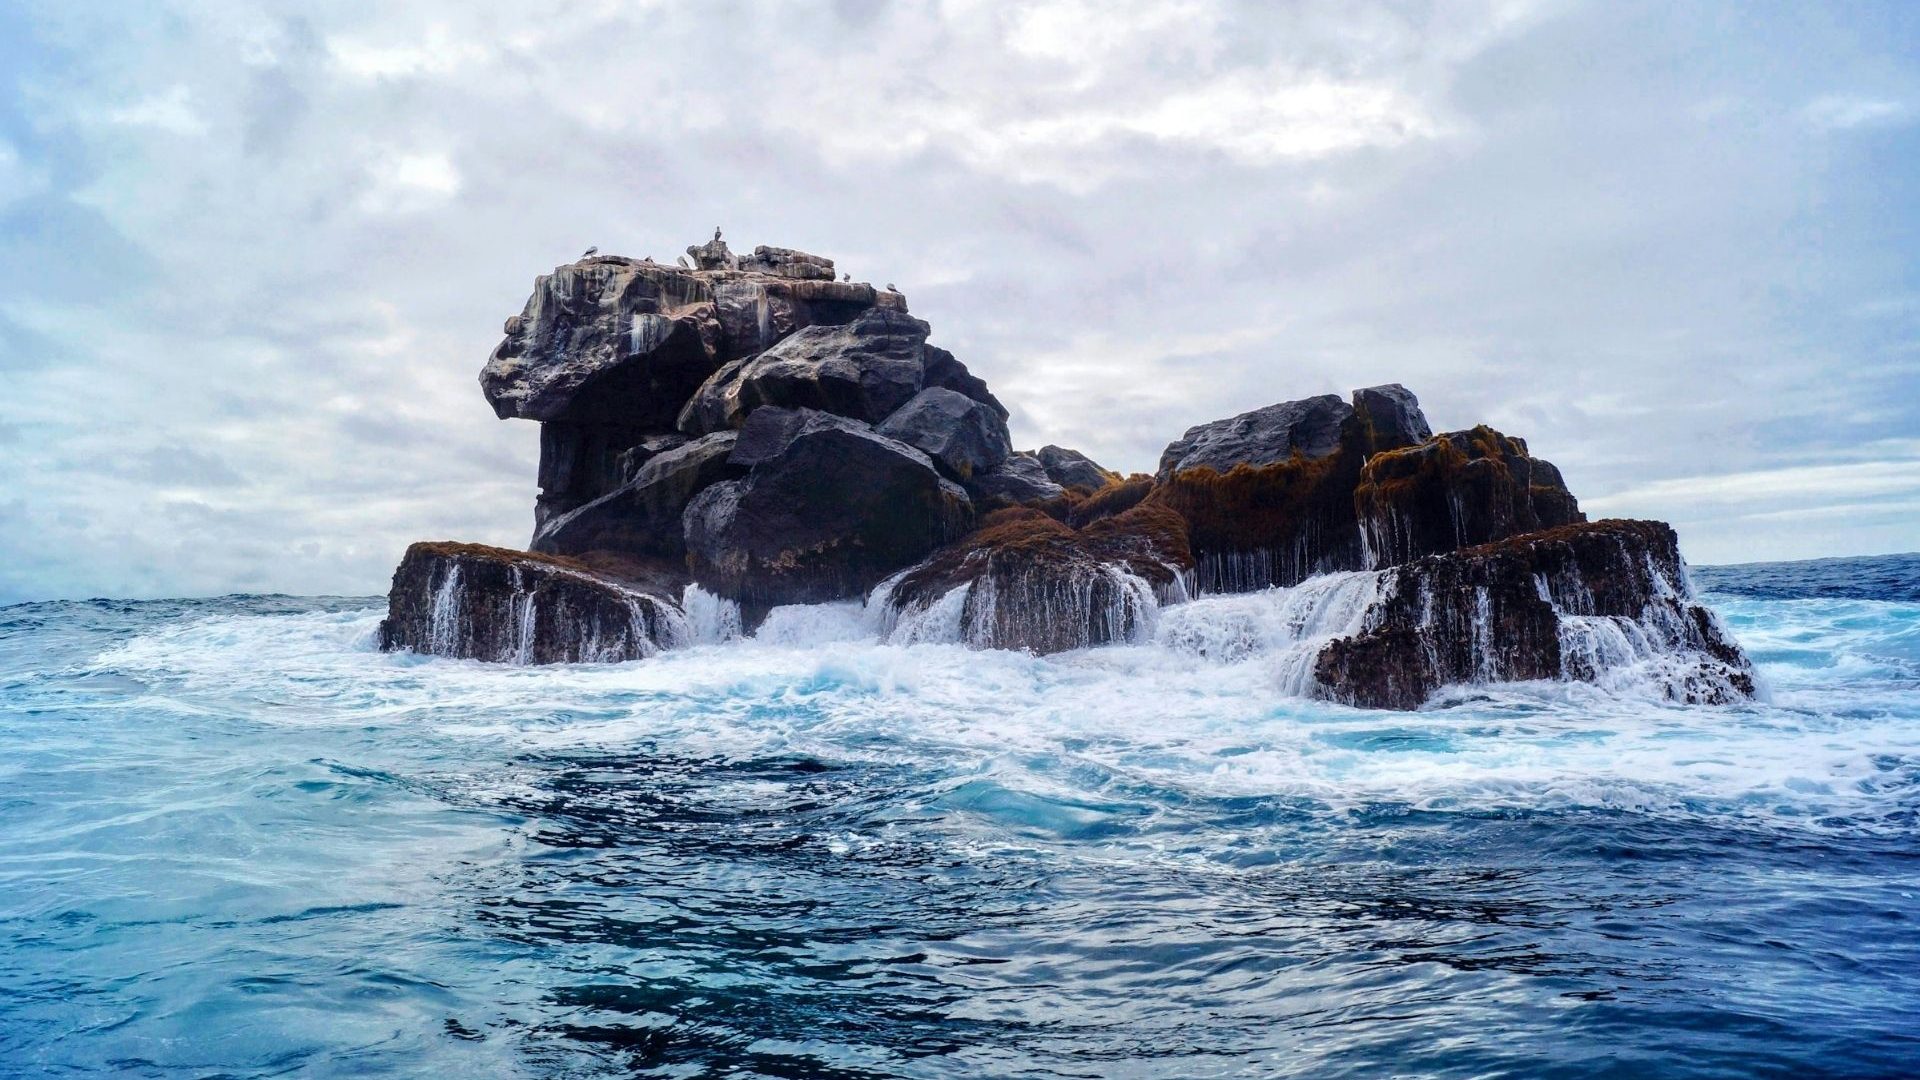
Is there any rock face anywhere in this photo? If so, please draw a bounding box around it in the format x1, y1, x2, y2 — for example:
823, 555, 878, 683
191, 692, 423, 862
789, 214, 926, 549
379, 542, 687, 663
880, 505, 1191, 654
877, 387, 1012, 480
533, 432, 743, 558
1314, 520, 1754, 709
684, 407, 974, 611
678, 308, 933, 435
1036, 445, 1115, 490
381, 232, 1750, 711
1356, 426, 1583, 568
1157, 395, 1352, 480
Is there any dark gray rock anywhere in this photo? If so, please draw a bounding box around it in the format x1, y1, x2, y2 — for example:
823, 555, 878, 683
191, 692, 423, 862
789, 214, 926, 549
1351, 384, 1432, 454
1156, 394, 1354, 479
726, 406, 873, 468
616, 433, 691, 484
1036, 445, 1115, 490
677, 307, 930, 435
684, 408, 973, 607
923, 346, 1008, 420
378, 542, 687, 663
1315, 520, 1755, 710
533, 432, 743, 558
967, 452, 1065, 506
481, 259, 720, 427
534, 421, 652, 533
877, 388, 1012, 480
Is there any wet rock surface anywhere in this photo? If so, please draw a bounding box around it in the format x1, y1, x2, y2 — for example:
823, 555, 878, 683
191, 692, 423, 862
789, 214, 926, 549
880, 505, 1191, 654
379, 542, 687, 663
1314, 520, 1754, 709
684, 407, 973, 611
385, 232, 1751, 704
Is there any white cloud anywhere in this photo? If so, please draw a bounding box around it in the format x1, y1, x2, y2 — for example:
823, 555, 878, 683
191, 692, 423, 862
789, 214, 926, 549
1801, 94, 1911, 131
102, 85, 208, 135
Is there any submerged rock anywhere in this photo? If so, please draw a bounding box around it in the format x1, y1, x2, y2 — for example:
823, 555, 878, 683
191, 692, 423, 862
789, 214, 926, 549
1314, 520, 1754, 709
379, 542, 687, 663
880, 505, 1192, 654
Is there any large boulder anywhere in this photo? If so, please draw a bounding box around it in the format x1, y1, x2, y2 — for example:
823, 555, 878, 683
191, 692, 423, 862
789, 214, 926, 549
1350, 384, 1432, 454
532, 432, 743, 558
967, 452, 1066, 507
1314, 520, 1755, 709
922, 346, 1008, 419
683, 407, 974, 608
1355, 426, 1583, 568
481, 258, 721, 427
1036, 445, 1116, 490
1156, 394, 1353, 480
379, 542, 687, 663
880, 505, 1192, 654
677, 307, 931, 434
877, 387, 1012, 480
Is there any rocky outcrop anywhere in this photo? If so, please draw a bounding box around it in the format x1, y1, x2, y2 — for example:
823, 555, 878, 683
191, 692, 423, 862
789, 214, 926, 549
684, 407, 974, 612
1355, 426, 1583, 568
1146, 385, 1582, 593
1036, 445, 1115, 490
1314, 520, 1754, 709
677, 308, 933, 435
379, 542, 687, 663
532, 432, 743, 558
879, 505, 1191, 653
383, 232, 1749, 709
1157, 394, 1352, 480
967, 452, 1066, 507
877, 387, 1012, 480
481, 252, 906, 534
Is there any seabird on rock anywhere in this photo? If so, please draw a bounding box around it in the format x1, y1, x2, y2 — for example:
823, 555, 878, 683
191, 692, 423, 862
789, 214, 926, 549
842, 272, 850, 282
581, 246, 598, 258
676, 255, 691, 268
886, 283, 898, 292
713, 226, 723, 242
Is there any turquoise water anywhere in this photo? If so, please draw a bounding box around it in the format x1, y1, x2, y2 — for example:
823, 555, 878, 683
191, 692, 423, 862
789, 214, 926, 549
1, 556, 1917, 1077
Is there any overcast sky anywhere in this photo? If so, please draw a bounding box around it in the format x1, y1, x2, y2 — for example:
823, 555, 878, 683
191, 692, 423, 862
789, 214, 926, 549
1, 0, 1916, 603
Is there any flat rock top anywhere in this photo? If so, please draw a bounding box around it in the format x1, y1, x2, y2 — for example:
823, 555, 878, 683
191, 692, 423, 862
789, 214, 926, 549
1158, 394, 1353, 478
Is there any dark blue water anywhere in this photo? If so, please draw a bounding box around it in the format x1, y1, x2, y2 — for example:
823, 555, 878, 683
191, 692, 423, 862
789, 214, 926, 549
2, 556, 1917, 1078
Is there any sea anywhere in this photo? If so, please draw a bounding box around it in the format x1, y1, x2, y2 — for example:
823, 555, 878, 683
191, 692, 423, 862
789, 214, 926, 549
1, 552, 1916, 1078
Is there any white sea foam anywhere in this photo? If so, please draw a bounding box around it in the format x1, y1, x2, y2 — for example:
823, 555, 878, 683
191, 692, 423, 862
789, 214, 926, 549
80, 586, 1920, 834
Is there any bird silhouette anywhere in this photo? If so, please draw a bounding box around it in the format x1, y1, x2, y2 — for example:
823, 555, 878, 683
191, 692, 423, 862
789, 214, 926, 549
713, 226, 723, 242
842, 272, 850, 282
581, 246, 598, 258
886, 283, 898, 292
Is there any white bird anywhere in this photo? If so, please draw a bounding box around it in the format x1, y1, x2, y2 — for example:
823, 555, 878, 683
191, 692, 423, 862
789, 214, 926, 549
581, 246, 598, 258
676, 255, 691, 268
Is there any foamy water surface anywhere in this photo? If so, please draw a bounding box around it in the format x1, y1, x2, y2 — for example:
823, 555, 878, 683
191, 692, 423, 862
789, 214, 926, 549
1, 554, 1916, 1077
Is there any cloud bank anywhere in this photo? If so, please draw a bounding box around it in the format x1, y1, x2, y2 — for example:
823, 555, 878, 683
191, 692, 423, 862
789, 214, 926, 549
1, 0, 1916, 602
